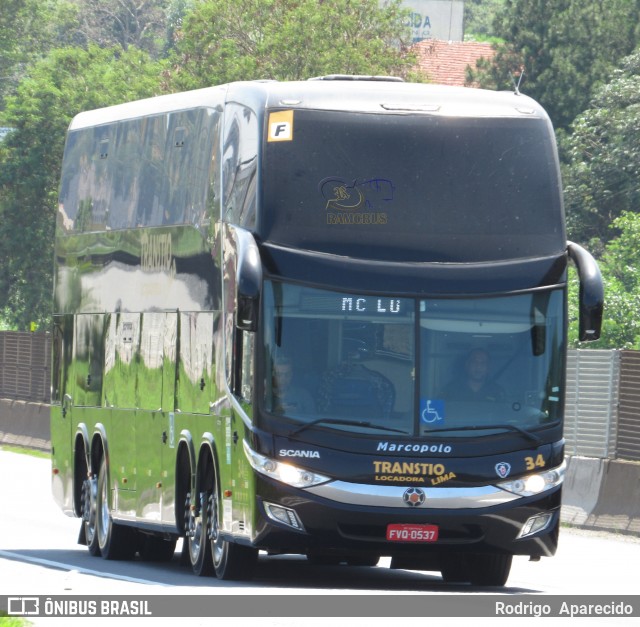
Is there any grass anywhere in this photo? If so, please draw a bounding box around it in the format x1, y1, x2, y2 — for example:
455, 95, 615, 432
0, 611, 32, 626
0, 444, 50, 459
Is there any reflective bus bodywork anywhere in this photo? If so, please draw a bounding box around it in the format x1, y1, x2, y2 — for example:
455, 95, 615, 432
51, 79, 603, 585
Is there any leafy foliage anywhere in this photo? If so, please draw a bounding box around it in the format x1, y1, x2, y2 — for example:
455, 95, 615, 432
0, 0, 423, 329
66, 0, 184, 58
0, 46, 165, 329
472, 0, 640, 130
0, 0, 80, 106
167, 0, 419, 90
463, 0, 505, 41
562, 50, 640, 251
569, 212, 640, 349
1, 0, 640, 348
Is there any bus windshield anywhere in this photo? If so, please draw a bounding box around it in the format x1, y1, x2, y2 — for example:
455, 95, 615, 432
262, 281, 565, 438
261, 109, 564, 262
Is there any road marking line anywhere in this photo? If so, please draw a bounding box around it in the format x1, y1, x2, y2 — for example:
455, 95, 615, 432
0, 549, 168, 586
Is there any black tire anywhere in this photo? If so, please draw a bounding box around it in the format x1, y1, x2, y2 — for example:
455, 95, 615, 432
186, 490, 213, 576
440, 555, 471, 583
468, 554, 512, 587
209, 485, 258, 580
441, 553, 512, 586
212, 535, 258, 580
96, 457, 137, 560
86, 522, 101, 557
81, 475, 100, 557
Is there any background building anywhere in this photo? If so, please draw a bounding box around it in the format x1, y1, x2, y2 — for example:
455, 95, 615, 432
397, 0, 465, 43
414, 39, 495, 86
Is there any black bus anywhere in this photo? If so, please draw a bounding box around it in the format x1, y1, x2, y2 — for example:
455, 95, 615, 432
51, 77, 603, 586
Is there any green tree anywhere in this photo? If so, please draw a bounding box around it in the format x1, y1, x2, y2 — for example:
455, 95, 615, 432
0, 0, 80, 105
68, 0, 177, 59
472, 0, 640, 130
167, 0, 419, 91
569, 212, 640, 349
164, 0, 197, 56
464, 0, 505, 41
562, 49, 640, 251
0, 45, 165, 329
1, 0, 180, 107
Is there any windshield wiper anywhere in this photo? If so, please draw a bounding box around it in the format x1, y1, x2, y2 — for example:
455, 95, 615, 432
424, 423, 543, 444
290, 418, 407, 437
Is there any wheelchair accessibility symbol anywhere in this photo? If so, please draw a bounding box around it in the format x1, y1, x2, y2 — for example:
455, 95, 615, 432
420, 399, 445, 424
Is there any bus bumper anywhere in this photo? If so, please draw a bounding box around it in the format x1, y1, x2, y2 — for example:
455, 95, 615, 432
252, 477, 561, 559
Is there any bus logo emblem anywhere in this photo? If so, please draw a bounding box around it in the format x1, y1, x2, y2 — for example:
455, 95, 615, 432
403, 487, 426, 507
495, 462, 511, 478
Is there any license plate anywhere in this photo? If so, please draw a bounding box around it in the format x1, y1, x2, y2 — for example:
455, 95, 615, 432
386, 524, 439, 543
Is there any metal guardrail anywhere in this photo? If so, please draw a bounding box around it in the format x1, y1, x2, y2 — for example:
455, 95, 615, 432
0, 332, 51, 403
565, 349, 619, 459
562, 349, 640, 462
617, 350, 640, 462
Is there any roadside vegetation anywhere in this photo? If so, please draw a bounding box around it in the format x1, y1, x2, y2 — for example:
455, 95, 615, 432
2, 0, 640, 348
0, 444, 50, 459
0, 611, 32, 627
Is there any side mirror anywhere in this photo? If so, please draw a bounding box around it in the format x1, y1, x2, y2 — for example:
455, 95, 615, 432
235, 230, 262, 332
567, 241, 604, 341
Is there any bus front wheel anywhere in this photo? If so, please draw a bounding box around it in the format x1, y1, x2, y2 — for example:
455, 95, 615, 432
186, 490, 213, 576
440, 553, 512, 587
208, 479, 258, 580
468, 553, 512, 587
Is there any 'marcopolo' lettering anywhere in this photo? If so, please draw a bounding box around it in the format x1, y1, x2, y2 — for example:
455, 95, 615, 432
377, 441, 452, 454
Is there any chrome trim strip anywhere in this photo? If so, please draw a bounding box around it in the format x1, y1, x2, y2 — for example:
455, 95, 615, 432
305, 481, 520, 509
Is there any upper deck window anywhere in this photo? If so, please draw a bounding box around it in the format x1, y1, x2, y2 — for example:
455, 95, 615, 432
57, 107, 219, 233
261, 109, 564, 262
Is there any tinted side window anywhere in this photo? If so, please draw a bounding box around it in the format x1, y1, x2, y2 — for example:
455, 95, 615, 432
222, 103, 258, 229
58, 108, 220, 232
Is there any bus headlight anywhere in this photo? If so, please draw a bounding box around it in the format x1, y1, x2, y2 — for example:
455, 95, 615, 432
497, 460, 566, 497
243, 441, 331, 488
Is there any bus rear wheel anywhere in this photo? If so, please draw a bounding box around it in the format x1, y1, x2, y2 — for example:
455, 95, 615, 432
80, 474, 100, 556
186, 491, 213, 576
96, 457, 137, 560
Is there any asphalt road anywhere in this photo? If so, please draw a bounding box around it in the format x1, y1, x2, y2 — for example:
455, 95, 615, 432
1, 448, 639, 626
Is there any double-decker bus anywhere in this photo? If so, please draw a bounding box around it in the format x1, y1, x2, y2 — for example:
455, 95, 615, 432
51, 77, 603, 586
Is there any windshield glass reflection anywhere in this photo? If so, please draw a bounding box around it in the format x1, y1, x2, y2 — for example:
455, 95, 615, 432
419, 292, 564, 437
261, 282, 565, 438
